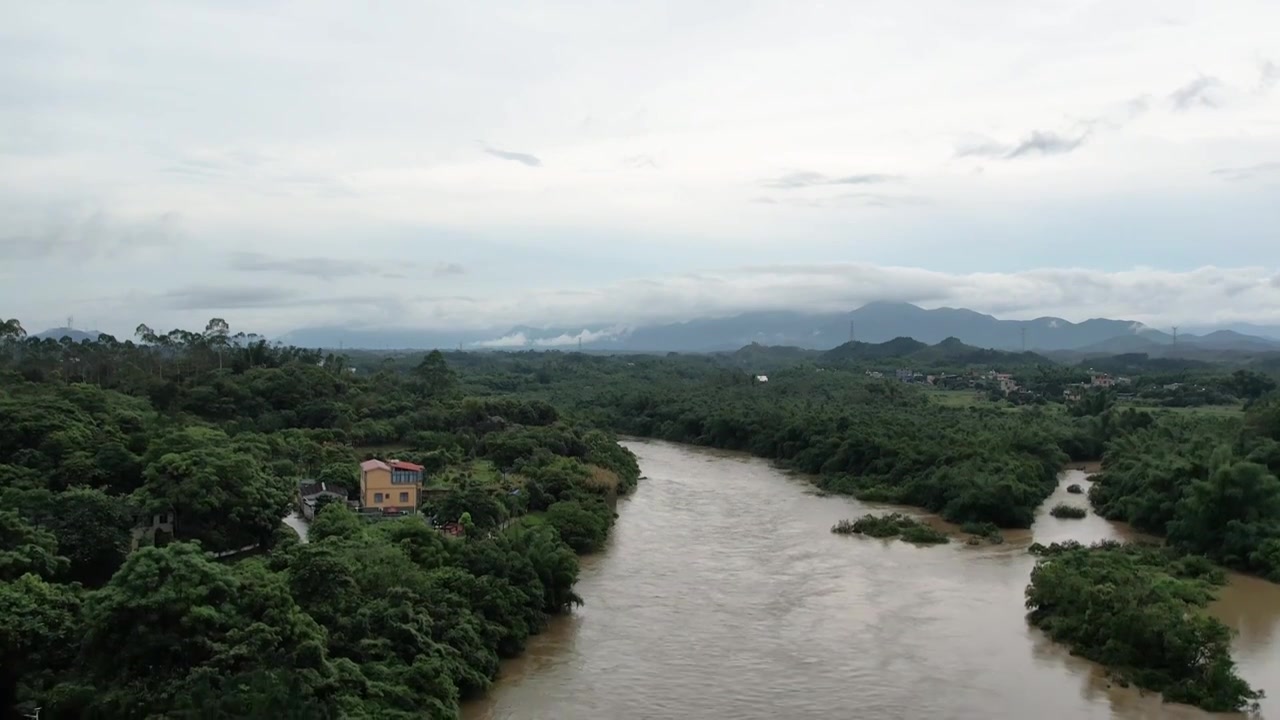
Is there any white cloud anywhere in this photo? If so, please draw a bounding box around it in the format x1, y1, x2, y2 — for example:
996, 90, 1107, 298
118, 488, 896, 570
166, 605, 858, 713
473, 327, 628, 348
473, 332, 530, 349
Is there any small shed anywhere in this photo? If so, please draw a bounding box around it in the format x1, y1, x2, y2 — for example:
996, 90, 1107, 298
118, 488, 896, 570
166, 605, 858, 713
298, 481, 348, 520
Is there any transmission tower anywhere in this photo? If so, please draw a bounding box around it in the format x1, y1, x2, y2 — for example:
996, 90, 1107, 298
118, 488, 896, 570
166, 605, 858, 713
849, 320, 856, 343
1172, 326, 1178, 347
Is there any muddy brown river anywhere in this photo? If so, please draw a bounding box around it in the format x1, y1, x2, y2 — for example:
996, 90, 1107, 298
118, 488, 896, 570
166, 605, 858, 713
464, 440, 1280, 719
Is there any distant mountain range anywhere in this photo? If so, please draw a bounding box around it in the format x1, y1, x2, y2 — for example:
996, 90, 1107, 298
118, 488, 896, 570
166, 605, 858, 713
278, 302, 1280, 353
712, 336, 1050, 372
33, 303, 1280, 355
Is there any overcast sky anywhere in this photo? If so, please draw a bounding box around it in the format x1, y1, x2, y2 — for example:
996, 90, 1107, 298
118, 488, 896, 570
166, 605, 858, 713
3, 0, 1279, 336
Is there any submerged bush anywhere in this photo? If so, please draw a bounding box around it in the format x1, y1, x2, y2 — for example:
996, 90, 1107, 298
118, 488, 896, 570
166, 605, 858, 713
832, 513, 949, 545
1049, 504, 1087, 519
960, 521, 1004, 544
900, 524, 950, 544
830, 519, 858, 535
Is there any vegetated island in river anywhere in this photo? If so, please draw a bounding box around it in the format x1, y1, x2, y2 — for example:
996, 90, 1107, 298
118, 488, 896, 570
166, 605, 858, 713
1026, 541, 1263, 713
831, 513, 949, 544
1048, 503, 1087, 519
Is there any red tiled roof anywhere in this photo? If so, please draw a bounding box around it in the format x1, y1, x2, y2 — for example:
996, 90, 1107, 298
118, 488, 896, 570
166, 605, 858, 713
360, 459, 390, 472
389, 459, 424, 471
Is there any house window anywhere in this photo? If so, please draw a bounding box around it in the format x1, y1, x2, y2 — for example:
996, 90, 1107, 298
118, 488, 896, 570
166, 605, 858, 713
374, 492, 384, 503
392, 469, 420, 485
399, 491, 409, 503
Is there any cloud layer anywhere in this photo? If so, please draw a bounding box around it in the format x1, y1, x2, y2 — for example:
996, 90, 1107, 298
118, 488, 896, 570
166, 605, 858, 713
2, 1, 1279, 336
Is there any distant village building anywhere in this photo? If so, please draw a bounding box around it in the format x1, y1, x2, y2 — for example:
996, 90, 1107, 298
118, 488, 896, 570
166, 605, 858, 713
754, 375, 769, 383
1090, 372, 1115, 388
987, 371, 1018, 395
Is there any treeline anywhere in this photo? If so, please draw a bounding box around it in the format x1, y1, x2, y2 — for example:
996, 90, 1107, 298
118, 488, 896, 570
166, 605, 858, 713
1089, 396, 1280, 581
449, 354, 1132, 528
0, 319, 638, 717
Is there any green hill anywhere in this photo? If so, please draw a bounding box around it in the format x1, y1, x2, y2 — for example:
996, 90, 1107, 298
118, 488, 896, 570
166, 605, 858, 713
820, 336, 1051, 368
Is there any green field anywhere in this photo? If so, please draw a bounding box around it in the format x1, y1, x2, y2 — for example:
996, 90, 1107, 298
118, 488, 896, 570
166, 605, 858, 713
427, 458, 509, 488
927, 390, 1244, 418
928, 389, 1018, 410
1115, 402, 1244, 418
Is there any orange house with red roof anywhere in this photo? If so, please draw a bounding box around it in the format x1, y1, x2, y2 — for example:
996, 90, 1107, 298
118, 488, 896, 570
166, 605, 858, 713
359, 458, 424, 512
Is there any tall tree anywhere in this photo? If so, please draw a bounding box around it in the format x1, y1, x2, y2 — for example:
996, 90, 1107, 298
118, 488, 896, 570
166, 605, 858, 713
0, 318, 25, 342
205, 318, 231, 370
414, 350, 457, 397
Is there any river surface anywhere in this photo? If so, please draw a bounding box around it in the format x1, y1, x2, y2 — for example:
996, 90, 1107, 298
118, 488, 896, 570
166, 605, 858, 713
463, 440, 1280, 720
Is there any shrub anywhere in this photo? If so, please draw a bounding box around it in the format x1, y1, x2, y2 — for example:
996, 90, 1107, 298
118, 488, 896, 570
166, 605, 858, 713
960, 520, 1004, 544
545, 499, 611, 553
832, 513, 950, 545
1066, 484, 1083, 494
900, 524, 950, 544
1049, 504, 1087, 519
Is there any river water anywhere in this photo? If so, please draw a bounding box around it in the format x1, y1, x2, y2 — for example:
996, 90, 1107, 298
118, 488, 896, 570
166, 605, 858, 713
463, 440, 1280, 720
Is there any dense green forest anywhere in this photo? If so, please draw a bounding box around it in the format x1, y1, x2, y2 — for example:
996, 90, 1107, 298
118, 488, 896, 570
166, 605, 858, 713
0, 320, 637, 718
1088, 398, 1280, 581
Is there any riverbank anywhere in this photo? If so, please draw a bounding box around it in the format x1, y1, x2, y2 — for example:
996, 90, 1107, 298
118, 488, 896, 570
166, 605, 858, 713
464, 440, 1280, 720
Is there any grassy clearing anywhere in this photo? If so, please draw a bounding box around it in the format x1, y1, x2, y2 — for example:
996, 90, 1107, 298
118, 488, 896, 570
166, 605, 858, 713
927, 389, 1023, 412
929, 389, 993, 408
427, 459, 511, 489
1114, 403, 1243, 418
